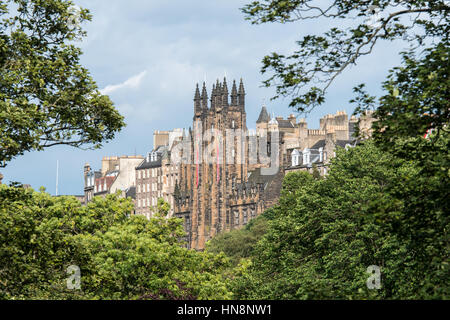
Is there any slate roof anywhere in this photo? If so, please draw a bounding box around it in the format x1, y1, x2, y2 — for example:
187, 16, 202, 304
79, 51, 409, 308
256, 106, 270, 123
277, 119, 295, 129
136, 146, 167, 170
136, 158, 162, 170
311, 140, 326, 149
335, 140, 355, 148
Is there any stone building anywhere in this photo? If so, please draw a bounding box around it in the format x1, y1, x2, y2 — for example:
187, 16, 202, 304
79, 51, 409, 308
135, 129, 183, 218
82, 78, 372, 250
172, 79, 285, 250
83, 155, 143, 205
168, 79, 372, 250
283, 111, 374, 175
135, 147, 164, 218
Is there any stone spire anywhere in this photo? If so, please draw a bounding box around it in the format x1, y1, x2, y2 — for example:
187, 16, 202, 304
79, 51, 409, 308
194, 83, 201, 114
201, 82, 208, 109
215, 79, 221, 109
238, 78, 245, 109
210, 83, 216, 110
231, 79, 238, 106
222, 77, 229, 107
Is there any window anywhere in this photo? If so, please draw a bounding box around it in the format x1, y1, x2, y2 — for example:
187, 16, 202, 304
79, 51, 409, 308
137, 184, 140, 193
234, 211, 239, 226
303, 149, 311, 165
231, 120, 235, 129
292, 150, 301, 167
319, 147, 324, 162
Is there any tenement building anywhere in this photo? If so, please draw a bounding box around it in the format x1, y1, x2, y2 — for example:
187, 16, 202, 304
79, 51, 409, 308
83, 155, 143, 206
135, 129, 183, 218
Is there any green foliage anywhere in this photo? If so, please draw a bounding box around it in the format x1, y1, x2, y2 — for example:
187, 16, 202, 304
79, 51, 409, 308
0, 186, 232, 300
232, 141, 449, 299
241, 0, 450, 111
206, 215, 269, 266
354, 41, 449, 179
0, 0, 125, 167
237, 4, 449, 299
311, 164, 321, 180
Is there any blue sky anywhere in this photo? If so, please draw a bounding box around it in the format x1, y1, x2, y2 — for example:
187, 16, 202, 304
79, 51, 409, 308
1, 0, 408, 195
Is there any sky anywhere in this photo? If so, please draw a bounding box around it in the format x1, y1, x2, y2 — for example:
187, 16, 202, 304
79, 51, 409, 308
1, 0, 409, 195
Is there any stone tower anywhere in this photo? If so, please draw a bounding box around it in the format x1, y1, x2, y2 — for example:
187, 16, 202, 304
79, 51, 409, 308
179, 78, 249, 249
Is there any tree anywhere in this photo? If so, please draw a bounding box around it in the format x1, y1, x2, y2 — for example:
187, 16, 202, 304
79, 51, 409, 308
206, 214, 269, 267
232, 142, 449, 299
0, 0, 125, 167
0, 188, 232, 300
241, 0, 449, 112
351, 41, 449, 181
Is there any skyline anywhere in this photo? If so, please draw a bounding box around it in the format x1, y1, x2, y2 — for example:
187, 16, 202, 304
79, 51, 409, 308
1, 0, 408, 195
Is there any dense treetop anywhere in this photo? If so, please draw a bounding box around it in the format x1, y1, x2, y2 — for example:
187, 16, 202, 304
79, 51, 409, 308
0, 0, 125, 167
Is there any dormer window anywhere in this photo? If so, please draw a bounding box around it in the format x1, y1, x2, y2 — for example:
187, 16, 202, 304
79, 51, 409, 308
303, 149, 311, 165
292, 149, 301, 167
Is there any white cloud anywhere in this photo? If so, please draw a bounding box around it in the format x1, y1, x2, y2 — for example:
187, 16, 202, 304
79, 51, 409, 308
100, 70, 147, 95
